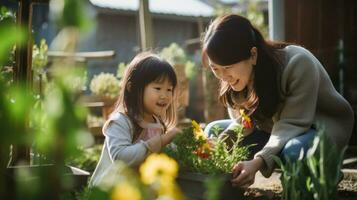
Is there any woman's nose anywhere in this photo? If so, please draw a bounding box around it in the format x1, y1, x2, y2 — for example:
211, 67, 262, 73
221, 71, 232, 82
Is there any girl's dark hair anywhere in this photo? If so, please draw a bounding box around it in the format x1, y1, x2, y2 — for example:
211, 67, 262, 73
105, 52, 178, 141
202, 14, 287, 121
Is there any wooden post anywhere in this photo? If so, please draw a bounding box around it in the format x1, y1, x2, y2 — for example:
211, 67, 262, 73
12, 0, 49, 165
15, 0, 33, 87
138, 0, 154, 50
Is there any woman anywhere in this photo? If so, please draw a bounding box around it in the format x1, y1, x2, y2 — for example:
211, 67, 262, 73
201, 14, 354, 188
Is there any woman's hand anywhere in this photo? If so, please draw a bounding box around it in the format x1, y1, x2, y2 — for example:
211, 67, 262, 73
231, 157, 264, 188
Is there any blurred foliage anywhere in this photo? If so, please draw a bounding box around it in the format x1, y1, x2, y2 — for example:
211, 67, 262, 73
211, 0, 269, 38
0, 6, 27, 198
184, 60, 198, 81
50, 0, 92, 31
160, 43, 187, 65
32, 39, 48, 74
116, 62, 126, 79
66, 145, 102, 172
204, 175, 225, 200
274, 128, 345, 200
86, 154, 184, 200
0, 6, 24, 86
160, 43, 199, 81
0, 6, 17, 64
0, 1, 94, 199
86, 114, 105, 127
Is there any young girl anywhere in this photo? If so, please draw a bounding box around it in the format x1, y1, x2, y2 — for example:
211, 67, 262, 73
90, 52, 179, 186
202, 14, 354, 188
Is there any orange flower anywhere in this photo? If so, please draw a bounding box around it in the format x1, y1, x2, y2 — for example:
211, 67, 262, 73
240, 109, 253, 129
195, 140, 214, 159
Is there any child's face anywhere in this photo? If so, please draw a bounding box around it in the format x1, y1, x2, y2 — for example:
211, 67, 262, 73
142, 77, 174, 122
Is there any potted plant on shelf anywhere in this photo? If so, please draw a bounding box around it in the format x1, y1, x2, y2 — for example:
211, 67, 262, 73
89, 72, 120, 119
164, 116, 252, 200
160, 43, 190, 122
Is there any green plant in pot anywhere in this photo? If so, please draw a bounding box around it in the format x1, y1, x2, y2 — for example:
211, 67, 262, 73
164, 120, 250, 200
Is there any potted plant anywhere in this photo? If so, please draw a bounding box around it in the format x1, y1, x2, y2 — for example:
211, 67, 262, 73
160, 43, 191, 121
89, 72, 120, 119
164, 119, 252, 199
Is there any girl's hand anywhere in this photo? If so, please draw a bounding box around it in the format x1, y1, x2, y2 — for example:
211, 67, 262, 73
167, 127, 181, 136
231, 157, 264, 188
161, 127, 181, 146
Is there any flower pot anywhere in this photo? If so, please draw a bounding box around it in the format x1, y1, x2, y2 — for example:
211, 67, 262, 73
177, 171, 244, 200
5, 164, 90, 199
80, 95, 117, 119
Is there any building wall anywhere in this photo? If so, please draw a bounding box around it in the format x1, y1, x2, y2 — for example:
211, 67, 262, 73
284, 0, 357, 146
85, 10, 202, 81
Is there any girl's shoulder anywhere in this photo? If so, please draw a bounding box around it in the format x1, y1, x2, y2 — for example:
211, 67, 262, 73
107, 112, 133, 129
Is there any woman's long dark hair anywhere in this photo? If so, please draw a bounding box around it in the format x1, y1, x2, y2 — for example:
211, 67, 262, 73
104, 52, 178, 141
202, 14, 288, 121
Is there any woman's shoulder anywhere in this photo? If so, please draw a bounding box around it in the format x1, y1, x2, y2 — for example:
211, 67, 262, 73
283, 45, 318, 63
281, 45, 321, 73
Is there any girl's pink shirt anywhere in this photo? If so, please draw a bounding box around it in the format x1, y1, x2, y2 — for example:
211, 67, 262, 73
135, 116, 164, 142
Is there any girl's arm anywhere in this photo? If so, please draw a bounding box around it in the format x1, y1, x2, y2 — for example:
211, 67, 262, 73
105, 115, 149, 167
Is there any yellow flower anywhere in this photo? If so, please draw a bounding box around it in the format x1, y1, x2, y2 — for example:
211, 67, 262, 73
111, 182, 141, 200
192, 120, 206, 139
140, 153, 178, 185
157, 181, 184, 200
240, 109, 253, 128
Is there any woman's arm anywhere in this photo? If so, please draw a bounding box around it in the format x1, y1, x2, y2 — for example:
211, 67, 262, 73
255, 47, 321, 177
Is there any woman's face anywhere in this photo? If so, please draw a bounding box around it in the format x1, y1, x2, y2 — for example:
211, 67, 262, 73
207, 47, 257, 92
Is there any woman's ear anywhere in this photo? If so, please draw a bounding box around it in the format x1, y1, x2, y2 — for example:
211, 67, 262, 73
250, 47, 258, 65
126, 81, 131, 92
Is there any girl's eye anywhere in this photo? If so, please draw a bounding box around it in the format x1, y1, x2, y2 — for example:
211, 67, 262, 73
155, 87, 161, 90
167, 88, 173, 92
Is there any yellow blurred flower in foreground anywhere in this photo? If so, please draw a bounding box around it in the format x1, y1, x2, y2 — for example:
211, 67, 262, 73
157, 180, 184, 200
140, 153, 178, 185
111, 182, 141, 200
192, 120, 206, 139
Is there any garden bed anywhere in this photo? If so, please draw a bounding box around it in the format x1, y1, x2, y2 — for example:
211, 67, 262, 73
177, 171, 244, 200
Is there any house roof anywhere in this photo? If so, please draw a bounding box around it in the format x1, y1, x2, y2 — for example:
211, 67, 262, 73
89, 0, 214, 17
